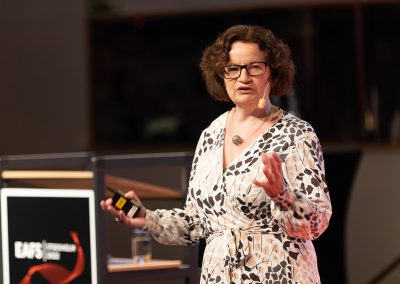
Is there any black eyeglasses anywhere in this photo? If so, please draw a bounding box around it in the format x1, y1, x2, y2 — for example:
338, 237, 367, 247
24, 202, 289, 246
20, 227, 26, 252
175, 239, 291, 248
221, 61, 269, 79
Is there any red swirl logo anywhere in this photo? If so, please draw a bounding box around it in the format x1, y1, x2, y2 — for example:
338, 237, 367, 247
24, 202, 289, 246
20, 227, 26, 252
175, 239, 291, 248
19, 231, 85, 284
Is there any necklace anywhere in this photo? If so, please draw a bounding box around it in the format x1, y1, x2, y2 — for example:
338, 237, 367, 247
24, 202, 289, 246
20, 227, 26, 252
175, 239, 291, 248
230, 105, 275, 146
232, 134, 244, 146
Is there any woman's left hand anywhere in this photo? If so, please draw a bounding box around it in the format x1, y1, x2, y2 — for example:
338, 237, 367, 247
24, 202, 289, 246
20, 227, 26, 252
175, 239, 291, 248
253, 151, 284, 198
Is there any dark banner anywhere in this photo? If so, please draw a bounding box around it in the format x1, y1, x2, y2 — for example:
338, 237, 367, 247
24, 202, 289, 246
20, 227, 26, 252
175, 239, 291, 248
1, 188, 97, 284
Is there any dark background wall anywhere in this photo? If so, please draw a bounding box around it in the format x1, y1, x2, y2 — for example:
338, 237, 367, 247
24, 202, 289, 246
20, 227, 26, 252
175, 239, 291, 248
1, 1, 400, 284
0, 0, 89, 155
1, 0, 400, 155
88, 3, 400, 152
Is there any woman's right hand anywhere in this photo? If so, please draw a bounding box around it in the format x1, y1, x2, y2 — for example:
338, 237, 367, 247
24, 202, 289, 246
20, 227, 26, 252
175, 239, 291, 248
100, 190, 147, 229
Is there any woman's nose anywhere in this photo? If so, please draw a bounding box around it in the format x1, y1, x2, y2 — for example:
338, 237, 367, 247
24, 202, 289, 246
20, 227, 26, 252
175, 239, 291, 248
238, 68, 252, 81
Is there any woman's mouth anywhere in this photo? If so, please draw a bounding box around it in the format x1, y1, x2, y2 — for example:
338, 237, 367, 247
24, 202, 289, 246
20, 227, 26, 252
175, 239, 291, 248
237, 86, 254, 94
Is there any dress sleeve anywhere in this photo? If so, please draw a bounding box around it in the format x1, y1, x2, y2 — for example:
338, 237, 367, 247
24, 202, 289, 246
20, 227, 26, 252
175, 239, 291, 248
144, 132, 206, 246
270, 131, 332, 240
144, 196, 203, 246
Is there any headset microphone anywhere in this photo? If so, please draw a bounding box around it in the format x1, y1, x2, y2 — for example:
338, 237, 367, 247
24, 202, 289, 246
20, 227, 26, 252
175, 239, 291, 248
258, 81, 270, 109
258, 98, 266, 109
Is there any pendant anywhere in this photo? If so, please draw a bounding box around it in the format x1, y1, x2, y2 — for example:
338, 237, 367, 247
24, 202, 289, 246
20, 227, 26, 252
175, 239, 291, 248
232, 135, 244, 145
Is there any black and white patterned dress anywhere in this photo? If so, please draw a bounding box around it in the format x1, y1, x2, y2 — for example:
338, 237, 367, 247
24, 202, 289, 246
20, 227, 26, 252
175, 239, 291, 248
145, 109, 332, 284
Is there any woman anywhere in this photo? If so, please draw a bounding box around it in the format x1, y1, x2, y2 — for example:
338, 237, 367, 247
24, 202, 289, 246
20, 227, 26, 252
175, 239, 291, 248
101, 25, 332, 283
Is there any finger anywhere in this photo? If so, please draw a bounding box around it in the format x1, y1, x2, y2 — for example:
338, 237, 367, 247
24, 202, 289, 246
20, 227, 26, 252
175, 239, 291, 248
264, 161, 283, 187
271, 152, 283, 170
271, 151, 282, 163
261, 155, 272, 176
256, 152, 281, 195
260, 152, 269, 166
125, 190, 142, 205
269, 153, 284, 184
118, 210, 145, 228
265, 152, 279, 170
100, 198, 113, 210
261, 159, 284, 195
253, 178, 278, 198
259, 154, 274, 186
118, 210, 127, 223
261, 155, 276, 180
252, 179, 269, 189
100, 200, 106, 209
104, 203, 124, 219
116, 211, 128, 225
263, 166, 278, 187
265, 152, 282, 178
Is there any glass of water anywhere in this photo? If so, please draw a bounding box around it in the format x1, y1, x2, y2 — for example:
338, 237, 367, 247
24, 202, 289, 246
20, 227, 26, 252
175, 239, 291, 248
131, 228, 152, 263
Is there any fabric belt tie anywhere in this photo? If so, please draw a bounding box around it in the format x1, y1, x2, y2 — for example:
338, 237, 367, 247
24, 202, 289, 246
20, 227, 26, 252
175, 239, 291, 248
206, 227, 260, 267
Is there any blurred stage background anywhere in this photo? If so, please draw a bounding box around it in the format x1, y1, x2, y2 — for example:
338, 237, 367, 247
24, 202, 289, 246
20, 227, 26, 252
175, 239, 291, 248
1, 0, 400, 283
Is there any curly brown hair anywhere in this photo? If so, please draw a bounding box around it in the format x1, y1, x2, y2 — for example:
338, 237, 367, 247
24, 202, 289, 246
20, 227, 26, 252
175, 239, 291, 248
199, 25, 295, 101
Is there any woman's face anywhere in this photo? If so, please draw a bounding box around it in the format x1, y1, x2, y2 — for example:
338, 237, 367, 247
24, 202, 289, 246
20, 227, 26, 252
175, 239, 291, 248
223, 41, 270, 108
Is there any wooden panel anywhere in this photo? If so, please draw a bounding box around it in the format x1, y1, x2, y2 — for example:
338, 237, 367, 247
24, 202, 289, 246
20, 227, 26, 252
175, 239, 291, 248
108, 259, 182, 272
1, 170, 182, 199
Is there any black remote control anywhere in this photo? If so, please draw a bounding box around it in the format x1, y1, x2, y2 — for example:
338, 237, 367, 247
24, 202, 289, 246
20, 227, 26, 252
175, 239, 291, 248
106, 186, 142, 218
